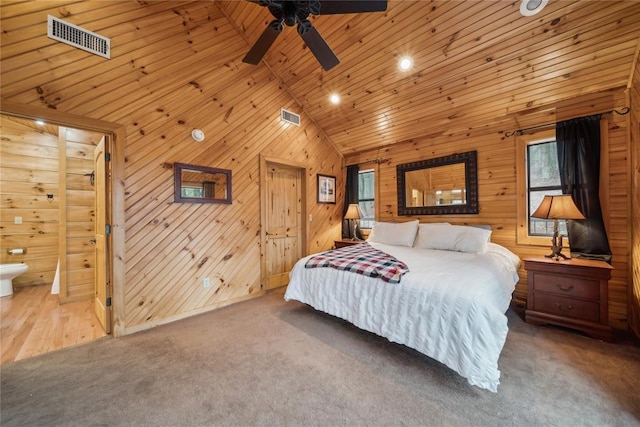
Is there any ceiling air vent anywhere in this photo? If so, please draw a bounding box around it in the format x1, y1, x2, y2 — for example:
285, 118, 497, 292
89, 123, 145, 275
281, 108, 300, 126
47, 15, 110, 59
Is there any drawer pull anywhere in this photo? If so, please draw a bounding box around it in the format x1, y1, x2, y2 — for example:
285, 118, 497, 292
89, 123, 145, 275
556, 284, 574, 292
555, 302, 574, 311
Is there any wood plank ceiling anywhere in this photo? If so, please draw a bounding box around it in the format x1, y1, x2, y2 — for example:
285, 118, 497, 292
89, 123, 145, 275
218, 0, 640, 155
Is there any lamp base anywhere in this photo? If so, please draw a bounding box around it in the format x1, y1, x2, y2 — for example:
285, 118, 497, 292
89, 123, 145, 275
351, 222, 361, 241
544, 251, 571, 261
545, 232, 571, 261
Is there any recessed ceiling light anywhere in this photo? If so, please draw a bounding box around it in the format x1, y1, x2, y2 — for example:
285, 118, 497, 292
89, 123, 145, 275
35, 120, 45, 125
329, 93, 341, 104
519, 0, 548, 17
398, 56, 413, 71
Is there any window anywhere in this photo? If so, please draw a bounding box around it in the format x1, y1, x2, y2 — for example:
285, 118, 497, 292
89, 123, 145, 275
358, 169, 375, 229
181, 185, 204, 198
527, 140, 566, 236
516, 129, 565, 245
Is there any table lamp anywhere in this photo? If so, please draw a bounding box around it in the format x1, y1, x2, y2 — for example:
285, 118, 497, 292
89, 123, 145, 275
531, 194, 585, 260
344, 203, 363, 241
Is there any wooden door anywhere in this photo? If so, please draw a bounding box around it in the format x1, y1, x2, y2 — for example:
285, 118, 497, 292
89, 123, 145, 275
264, 163, 303, 289
94, 138, 110, 333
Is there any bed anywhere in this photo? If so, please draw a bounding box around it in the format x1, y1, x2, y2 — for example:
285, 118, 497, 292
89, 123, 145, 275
284, 221, 521, 392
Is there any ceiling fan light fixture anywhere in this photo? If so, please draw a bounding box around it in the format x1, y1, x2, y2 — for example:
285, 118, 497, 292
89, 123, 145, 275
519, 0, 548, 17
243, 0, 388, 70
398, 56, 413, 71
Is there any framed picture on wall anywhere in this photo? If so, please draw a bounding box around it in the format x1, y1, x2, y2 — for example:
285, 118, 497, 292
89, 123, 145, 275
317, 174, 336, 204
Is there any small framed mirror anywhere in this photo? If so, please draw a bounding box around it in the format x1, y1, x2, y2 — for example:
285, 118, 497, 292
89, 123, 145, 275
397, 150, 478, 215
174, 162, 232, 204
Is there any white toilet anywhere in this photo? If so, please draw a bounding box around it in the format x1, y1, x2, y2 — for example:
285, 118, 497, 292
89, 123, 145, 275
0, 263, 29, 297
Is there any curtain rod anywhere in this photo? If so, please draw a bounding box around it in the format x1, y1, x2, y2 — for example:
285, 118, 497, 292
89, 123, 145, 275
504, 106, 630, 137
364, 158, 389, 164
347, 158, 389, 166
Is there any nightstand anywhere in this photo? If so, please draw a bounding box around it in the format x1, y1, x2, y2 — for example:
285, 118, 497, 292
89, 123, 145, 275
334, 239, 363, 249
524, 256, 613, 341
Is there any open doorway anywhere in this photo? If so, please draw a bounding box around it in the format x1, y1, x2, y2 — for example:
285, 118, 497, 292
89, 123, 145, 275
0, 102, 125, 362
0, 108, 121, 363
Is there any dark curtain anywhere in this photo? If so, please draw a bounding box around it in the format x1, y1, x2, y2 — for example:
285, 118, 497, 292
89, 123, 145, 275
342, 165, 362, 239
556, 114, 611, 261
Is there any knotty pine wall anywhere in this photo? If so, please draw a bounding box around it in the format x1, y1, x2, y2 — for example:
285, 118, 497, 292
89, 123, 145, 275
345, 90, 633, 331
1, 1, 343, 332
0, 117, 59, 288
630, 57, 640, 337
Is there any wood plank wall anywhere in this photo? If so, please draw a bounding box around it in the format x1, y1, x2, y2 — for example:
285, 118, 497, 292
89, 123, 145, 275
0, 117, 59, 288
345, 90, 632, 331
0, 1, 343, 331
630, 55, 640, 337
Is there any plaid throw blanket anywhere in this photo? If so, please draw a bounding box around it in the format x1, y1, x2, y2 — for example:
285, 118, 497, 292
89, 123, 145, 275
305, 242, 409, 284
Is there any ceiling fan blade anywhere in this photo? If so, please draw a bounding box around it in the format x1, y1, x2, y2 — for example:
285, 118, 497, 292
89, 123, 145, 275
243, 21, 282, 65
298, 23, 339, 71
317, 0, 387, 15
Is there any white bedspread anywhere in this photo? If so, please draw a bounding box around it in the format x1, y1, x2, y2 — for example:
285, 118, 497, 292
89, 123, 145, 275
284, 242, 520, 392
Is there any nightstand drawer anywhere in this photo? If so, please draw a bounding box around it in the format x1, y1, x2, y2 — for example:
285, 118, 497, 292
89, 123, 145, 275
533, 293, 600, 323
533, 273, 600, 299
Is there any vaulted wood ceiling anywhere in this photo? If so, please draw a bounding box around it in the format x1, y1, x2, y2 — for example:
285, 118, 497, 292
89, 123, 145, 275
218, 0, 640, 155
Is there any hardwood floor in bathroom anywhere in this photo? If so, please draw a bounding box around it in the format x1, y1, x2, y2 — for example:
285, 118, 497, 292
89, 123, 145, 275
0, 285, 106, 364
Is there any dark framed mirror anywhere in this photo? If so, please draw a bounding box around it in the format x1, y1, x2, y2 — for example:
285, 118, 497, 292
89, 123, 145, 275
397, 150, 478, 215
174, 162, 232, 204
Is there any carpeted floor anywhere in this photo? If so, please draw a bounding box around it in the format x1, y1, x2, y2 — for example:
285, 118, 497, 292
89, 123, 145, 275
1, 290, 639, 426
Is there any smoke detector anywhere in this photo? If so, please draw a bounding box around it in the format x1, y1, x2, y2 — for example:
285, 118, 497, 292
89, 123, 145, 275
520, 0, 548, 16
191, 129, 205, 142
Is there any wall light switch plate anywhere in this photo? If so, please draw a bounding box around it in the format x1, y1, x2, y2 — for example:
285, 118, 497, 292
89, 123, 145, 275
14, 216, 22, 224
203, 277, 211, 288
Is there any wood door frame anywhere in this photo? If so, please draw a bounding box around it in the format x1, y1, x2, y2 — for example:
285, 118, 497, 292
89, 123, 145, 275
1, 102, 126, 337
259, 155, 307, 293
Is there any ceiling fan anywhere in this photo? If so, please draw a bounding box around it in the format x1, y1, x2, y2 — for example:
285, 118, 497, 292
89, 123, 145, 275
242, 1, 388, 71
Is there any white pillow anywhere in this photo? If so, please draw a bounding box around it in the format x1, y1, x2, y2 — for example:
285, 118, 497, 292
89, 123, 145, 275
367, 220, 419, 247
415, 224, 492, 254
413, 223, 452, 249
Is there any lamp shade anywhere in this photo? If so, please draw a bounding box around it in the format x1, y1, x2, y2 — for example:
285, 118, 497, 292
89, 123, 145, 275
344, 203, 363, 220
531, 195, 586, 220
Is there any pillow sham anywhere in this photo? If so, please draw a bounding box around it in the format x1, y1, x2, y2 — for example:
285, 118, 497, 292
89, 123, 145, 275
415, 224, 492, 254
367, 220, 419, 247
413, 223, 452, 249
